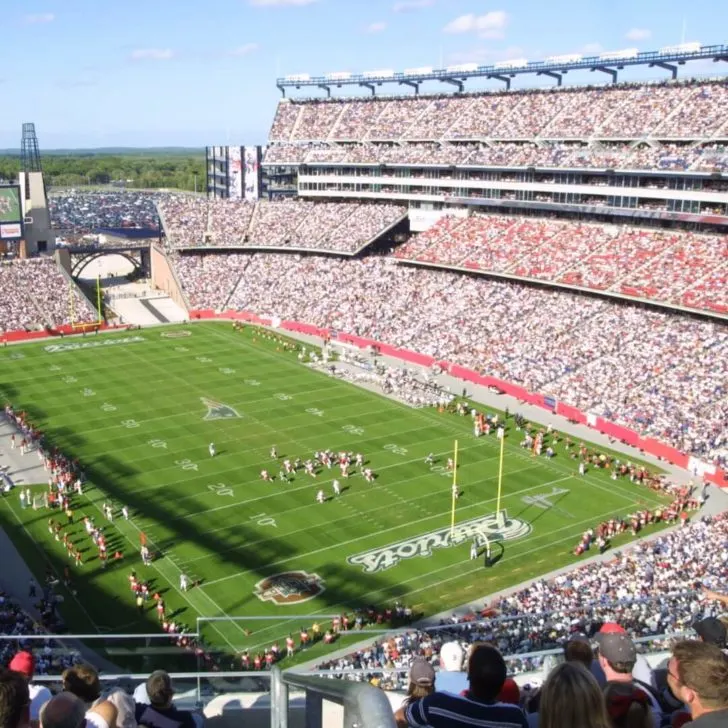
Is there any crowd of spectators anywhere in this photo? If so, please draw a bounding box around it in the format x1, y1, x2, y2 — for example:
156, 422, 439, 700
158, 197, 405, 252
0, 259, 96, 333
173, 251, 728, 464
263, 140, 728, 172
268, 81, 728, 144
316, 512, 728, 680
49, 192, 161, 234
394, 214, 728, 315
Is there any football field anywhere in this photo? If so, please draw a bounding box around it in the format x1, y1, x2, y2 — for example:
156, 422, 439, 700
0, 322, 672, 666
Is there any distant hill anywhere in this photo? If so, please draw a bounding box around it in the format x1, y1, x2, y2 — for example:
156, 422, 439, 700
0, 147, 203, 157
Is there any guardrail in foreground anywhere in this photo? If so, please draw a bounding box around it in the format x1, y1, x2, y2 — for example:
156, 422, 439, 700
272, 666, 396, 728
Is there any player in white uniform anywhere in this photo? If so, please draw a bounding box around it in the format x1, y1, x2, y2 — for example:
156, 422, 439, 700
209, 442, 216, 457
355, 453, 364, 468
363, 468, 374, 483
260, 469, 273, 482
270, 446, 278, 459
470, 541, 478, 560
316, 489, 325, 504
425, 453, 434, 465
332, 480, 341, 496
122, 505, 130, 520
452, 483, 460, 500
180, 573, 189, 591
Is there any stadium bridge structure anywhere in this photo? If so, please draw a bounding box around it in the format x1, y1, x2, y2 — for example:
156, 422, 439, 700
60, 229, 157, 279
276, 42, 728, 95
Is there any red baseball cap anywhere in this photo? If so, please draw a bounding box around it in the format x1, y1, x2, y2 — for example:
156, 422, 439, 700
9, 651, 34, 678
599, 623, 626, 634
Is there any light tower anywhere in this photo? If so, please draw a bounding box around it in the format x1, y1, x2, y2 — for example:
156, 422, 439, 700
21, 122, 43, 177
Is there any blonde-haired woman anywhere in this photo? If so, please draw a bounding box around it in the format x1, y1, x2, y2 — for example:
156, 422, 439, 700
539, 662, 611, 728
394, 658, 435, 727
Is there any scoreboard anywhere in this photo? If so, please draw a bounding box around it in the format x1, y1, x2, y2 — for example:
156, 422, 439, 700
0, 185, 22, 241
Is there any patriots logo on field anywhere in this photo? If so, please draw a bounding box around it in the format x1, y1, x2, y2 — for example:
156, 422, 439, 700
254, 571, 325, 605
201, 397, 241, 421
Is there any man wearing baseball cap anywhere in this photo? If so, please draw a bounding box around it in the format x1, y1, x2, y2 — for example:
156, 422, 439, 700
693, 618, 727, 649
596, 630, 661, 728
591, 623, 656, 688
434, 641, 468, 695
8, 652, 51, 721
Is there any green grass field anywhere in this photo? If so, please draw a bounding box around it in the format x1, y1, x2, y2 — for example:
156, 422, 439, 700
0, 322, 672, 668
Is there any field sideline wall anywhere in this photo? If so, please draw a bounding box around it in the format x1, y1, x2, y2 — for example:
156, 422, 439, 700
188, 308, 728, 489
150, 244, 189, 313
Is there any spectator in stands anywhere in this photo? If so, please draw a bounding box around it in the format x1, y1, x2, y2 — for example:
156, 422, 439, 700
7, 651, 51, 721
0, 668, 30, 728
538, 662, 610, 728
398, 644, 528, 728
134, 670, 200, 728
593, 624, 656, 689
434, 641, 468, 694
596, 632, 661, 728
692, 618, 727, 650
398, 658, 435, 712
61, 663, 101, 706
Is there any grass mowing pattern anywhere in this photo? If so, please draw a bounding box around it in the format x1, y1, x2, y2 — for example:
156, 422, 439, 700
0, 322, 671, 666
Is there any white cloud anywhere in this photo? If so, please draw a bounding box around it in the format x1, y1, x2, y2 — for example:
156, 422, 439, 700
443, 11, 508, 39
129, 48, 174, 61
365, 21, 387, 33
625, 27, 651, 41
230, 43, 260, 56
580, 42, 603, 54
393, 0, 434, 12
24, 12, 55, 23
249, 0, 318, 6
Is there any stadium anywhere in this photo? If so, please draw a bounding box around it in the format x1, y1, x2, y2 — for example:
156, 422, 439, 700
1, 38, 728, 728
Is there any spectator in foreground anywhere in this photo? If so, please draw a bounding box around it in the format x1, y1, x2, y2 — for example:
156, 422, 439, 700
667, 640, 728, 727
0, 668, 30, 728
398, 644, 528, 728
539, 662, 610, 728
134, 671, 199, 728
434, 641, 468, 694
61, 663, 101, 707
692, 618, 727, 650
39, 692, 117, 728
399, 658, 435, 712
596, 632, 661, 728
8, 651, 51, 721
106, 690, 137, 728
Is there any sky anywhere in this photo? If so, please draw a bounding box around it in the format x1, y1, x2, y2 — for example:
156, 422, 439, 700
0, 0, 726, 149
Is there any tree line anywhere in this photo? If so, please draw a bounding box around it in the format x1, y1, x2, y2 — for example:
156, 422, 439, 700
0, 153, 206, 191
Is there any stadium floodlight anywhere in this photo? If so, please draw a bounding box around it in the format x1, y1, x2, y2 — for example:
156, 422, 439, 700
446, 63, 479, 73
362, 69, 395, 79
658, 42, 701, 55
326, 71, 351, 80
404, 66, 433, 75
545, 53, 583, 65
598, 48, 639, 61
285, 73, 311, 82
493, 59, 529, 69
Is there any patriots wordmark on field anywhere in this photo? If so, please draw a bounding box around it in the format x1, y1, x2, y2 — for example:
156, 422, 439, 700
347, 511, 532, 574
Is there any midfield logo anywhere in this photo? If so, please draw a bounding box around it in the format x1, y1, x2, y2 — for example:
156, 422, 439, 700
201, 397, 241, 421
347, 511, 532, 574
254, 571, 325, 605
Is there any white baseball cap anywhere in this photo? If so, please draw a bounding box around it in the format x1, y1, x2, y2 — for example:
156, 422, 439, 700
439, 641, 465, 671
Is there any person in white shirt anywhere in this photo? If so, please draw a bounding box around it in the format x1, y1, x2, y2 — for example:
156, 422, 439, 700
434, 641, 469, 694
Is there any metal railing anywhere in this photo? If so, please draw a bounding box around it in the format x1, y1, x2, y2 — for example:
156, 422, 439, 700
272, 667, 396, 728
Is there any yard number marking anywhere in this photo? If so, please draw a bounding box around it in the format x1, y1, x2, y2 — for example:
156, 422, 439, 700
101, 403, 117, 412
121, 419, 140, 429
244, 379, 261, 387
176, 459, 199, 472
196, 356, 213, 364
208, 483, 234, 497
81, 388, 95, 397
342, 424, 364, 436
306, 408, 324, 417
148, 439, 168, 449
219, 367, 236, 375
250, 513, 277, 528
384, 444, 408, 456
274, 393, 292, 401
63, 376, 78, 384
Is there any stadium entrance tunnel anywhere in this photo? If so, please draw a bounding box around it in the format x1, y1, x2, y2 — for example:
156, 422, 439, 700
70, 248, 149, 279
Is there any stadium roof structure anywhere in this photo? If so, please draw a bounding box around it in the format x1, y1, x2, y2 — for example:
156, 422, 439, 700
276, 42, 728, 96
